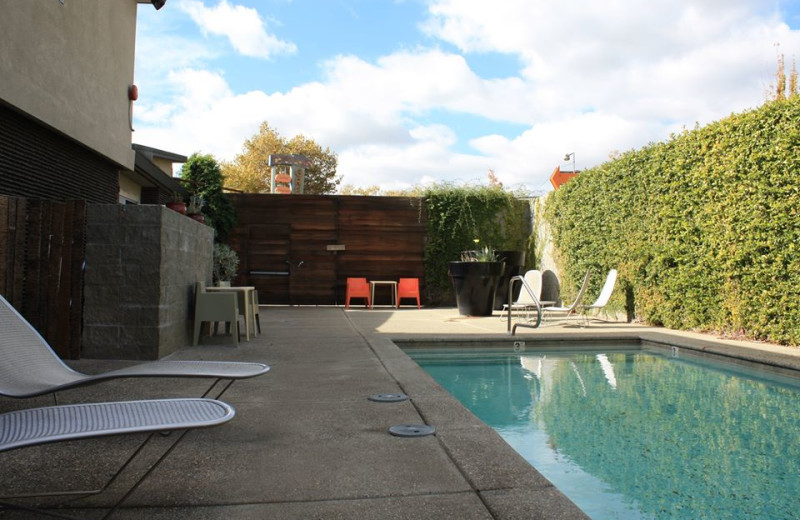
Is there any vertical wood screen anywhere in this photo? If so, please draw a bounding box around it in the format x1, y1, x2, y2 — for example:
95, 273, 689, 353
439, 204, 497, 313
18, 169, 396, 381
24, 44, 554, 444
229, 194, 426, 306
0, 196, 86, 358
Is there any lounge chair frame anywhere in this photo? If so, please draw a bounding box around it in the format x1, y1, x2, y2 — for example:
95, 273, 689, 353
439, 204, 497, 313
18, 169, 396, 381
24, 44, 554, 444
540, 270, 592, 327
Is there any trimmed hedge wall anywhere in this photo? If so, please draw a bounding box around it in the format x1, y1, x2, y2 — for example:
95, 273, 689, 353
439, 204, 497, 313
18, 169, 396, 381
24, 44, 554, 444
545, 98, 800, 345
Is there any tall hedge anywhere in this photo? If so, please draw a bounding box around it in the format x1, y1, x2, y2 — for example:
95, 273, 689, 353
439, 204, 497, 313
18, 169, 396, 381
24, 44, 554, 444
546, 98, 800, 345
181, 153, 237, 242
423, 185, 533, 304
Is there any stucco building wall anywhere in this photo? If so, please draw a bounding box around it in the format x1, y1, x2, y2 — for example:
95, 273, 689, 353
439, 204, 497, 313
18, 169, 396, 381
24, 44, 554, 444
0, 0, 138, 170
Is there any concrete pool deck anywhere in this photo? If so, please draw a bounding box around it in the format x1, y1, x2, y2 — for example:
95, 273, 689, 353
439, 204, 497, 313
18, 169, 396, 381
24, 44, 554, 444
1, 306, 799, 519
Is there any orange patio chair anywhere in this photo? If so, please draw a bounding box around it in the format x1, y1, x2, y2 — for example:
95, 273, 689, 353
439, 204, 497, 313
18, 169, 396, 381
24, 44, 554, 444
345, 278, 371, 309
397, 278, 421, 308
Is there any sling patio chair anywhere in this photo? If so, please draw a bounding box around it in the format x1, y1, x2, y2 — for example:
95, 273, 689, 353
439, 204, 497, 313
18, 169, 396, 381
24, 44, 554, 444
502, 270, 556, 314
0, 397, 235, 519
582, 269, 618, 324
0, 294, 270, 401
541, 270, 592, 326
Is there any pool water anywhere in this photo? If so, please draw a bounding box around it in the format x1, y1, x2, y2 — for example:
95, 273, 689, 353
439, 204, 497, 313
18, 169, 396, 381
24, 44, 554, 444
408, 347, 800, 520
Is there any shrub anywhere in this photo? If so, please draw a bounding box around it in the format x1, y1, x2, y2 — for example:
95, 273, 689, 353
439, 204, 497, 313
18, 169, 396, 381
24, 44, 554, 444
181, 153, 237, 242
213, 243, 240, 284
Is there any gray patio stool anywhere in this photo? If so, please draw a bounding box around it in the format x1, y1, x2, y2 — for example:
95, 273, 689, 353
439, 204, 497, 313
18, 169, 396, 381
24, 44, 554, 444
0, 398, 235, 519
0, 294, 270, 401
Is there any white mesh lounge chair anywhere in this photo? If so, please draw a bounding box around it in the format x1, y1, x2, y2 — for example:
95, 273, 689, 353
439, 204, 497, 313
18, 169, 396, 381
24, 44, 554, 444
541, 270, 591, 326
0, 398, 235, 519
582, 269, 618, 323
0, 294, 270, 400
0, 293, 266, 518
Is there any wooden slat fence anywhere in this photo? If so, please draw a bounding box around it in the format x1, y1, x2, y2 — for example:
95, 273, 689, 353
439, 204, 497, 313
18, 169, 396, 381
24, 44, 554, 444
229, 194, 427, 306
0, 195, 86, 359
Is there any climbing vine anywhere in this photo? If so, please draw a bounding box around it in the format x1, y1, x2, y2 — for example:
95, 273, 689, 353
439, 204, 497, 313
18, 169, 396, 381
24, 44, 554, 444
423, 184, 534, 304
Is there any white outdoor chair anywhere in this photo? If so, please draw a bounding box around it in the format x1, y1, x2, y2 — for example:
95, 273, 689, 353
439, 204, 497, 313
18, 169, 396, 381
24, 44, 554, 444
0, 293, 270, 518
506, 273, 546, 333
0, 398, 235, 518
541, 270, 591, 326
582, 269, 618, 323
0, 293, 269, 401
502, 270, 543, 313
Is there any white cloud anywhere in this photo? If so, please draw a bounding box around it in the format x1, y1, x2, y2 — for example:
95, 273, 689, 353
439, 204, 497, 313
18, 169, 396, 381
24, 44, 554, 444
408, 124, 457, 146
133, 0, 800, 193
321, 51, 539, 124
422, 0, 793, 116
467, 112, 670, 190
180, 0, 296, 59
338, 140, 492, 192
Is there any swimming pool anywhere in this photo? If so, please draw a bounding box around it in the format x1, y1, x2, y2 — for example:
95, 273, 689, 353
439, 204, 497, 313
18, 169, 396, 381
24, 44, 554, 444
407, 345, 800, 520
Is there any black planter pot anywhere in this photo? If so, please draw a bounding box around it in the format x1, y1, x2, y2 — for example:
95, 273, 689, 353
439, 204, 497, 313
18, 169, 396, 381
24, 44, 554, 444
448, 261, 506, 316
493, 250, 526, 310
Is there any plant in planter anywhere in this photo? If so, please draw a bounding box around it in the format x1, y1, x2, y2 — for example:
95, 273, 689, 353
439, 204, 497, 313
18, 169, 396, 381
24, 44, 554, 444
166, 192, 187, 215
448, 240, 506, 317
186, 195, 205, 223
213, 243, 239, 286
460, 243, 497, 262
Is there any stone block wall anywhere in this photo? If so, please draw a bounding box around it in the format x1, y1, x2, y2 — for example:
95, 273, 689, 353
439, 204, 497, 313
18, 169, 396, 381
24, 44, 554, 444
82, 205, 213, 359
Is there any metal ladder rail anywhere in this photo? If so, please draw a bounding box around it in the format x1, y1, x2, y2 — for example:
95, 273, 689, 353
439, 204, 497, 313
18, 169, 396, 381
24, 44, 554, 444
506, 275, 542, 335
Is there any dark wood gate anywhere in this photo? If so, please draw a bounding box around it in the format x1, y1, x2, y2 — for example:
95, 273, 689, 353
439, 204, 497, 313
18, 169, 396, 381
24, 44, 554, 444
0, 195, 86, 358
229, 194, 426, 305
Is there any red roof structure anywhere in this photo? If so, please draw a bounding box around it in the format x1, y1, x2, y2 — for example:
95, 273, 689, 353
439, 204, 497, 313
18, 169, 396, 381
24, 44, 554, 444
549, 166, 579, 190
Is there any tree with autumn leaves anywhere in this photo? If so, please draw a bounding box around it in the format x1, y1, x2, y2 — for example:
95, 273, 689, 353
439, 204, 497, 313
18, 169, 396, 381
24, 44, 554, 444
222, 122, 341, 194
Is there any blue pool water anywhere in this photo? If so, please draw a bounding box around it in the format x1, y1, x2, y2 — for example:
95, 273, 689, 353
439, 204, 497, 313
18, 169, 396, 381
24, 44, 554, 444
407, 347, 800, 520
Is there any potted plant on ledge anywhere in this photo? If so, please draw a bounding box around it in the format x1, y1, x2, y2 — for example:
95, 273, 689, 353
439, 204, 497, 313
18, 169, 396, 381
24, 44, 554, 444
166, 192, 187, 215
447, 241, 506, 317
186, 195, 205, 223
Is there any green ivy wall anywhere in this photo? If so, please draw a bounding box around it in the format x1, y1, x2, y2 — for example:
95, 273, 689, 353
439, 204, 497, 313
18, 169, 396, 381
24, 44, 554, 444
545, 98, 800, 345
423, 185, 534, 305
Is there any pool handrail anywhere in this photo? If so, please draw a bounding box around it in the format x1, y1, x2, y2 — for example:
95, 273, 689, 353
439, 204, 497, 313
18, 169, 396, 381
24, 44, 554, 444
507, 275, 542, 335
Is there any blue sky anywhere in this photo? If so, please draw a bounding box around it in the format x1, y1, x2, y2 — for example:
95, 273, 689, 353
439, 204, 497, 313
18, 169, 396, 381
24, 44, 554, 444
133, 0, 800, 193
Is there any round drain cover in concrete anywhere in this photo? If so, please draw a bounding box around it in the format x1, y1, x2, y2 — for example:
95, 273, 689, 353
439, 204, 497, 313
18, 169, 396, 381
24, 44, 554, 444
389, 424, 435, 437
368, 393, 410, 403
